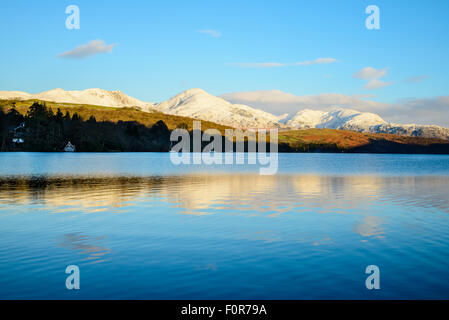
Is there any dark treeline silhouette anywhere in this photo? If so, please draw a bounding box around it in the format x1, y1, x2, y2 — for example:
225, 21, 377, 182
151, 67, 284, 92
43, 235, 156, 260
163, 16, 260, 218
0, 102, 171, 152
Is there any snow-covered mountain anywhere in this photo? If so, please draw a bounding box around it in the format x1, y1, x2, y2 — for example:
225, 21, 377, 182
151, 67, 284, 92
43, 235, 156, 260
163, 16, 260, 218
0, 88, 155, 112
284, 108, 387, 130
284, 108, 449, 140
374, 123, 449, 140
154, 88, 281, 128
0, 91, 34, 100
1, 88, 449, 139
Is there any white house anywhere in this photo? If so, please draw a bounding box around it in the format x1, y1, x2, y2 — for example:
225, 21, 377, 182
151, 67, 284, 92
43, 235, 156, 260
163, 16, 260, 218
64, 141, 76, 152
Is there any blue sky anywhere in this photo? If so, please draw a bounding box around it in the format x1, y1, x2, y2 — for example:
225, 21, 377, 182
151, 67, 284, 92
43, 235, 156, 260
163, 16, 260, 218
1, 0, 449, 124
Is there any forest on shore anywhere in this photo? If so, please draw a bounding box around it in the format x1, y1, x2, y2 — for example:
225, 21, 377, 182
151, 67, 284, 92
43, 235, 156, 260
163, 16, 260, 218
0, 102, 171, 152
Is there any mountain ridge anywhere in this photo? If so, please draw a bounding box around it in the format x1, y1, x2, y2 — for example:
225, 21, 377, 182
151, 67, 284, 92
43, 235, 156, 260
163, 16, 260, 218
285, 108, 449, 140
154, 88, 281, 129
1, 88, 448, 140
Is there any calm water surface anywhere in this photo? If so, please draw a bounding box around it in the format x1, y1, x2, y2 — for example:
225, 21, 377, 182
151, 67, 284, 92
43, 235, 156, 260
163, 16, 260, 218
0, 153, 449, 299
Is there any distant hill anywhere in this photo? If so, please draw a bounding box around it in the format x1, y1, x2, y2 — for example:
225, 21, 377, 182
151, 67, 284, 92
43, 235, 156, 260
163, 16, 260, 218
278, 128, 449, 154
0, 88, 155, 112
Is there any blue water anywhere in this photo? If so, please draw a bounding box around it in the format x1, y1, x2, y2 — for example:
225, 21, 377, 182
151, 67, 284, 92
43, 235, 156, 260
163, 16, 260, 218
0, 153, 449, 299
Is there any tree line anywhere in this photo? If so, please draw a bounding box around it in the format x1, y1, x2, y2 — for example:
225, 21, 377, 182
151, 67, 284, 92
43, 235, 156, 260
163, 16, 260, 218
0, 102, 171, 152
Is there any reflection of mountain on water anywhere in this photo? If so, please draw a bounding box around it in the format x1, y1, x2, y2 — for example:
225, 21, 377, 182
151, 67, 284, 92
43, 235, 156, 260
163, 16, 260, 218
0, 175, 448, 217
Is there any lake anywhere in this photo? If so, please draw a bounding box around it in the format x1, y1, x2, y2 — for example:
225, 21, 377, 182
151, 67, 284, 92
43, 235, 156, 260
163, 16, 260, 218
0, 153, 449, 299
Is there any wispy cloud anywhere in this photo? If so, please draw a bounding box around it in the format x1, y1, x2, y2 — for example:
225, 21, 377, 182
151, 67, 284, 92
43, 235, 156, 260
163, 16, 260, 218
296, 57, 338, 66
353, 67, 392, 90
57, 40, 117, 59
404, 75, 428, 83
197, 29, 221, 38
232, 57, 338, 68
232, 62, 285, 68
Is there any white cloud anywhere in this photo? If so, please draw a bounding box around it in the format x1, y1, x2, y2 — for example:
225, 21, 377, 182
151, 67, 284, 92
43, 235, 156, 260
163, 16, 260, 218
353, 67, 392, 90
197, 29, 221, 38
221, 90, 449, 127
57, 40, 117, 59
353, 67, 387, 80
365, 79, 393, 89
232, 57, 339, 68
385, 96, 449, 126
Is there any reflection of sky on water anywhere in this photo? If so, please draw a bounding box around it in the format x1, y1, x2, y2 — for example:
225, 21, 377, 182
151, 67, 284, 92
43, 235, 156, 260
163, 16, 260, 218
1, 153, 449, 299
354, 216, 384, 238
1, 153, 449, 177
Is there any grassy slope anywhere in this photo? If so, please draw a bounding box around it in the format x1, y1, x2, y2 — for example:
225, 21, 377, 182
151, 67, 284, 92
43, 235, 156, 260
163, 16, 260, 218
2, 99, 449, 153
0, 99, 231, 133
